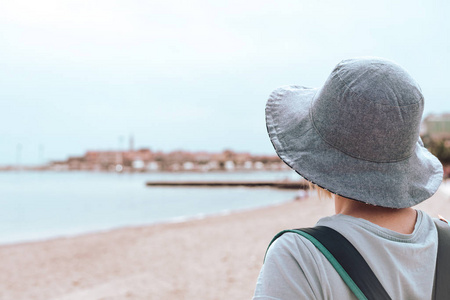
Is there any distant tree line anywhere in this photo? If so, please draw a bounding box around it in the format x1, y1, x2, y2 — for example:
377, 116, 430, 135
422, 135, 450, 165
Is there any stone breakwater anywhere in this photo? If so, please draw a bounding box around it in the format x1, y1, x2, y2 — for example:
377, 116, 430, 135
145, 180, 308, 189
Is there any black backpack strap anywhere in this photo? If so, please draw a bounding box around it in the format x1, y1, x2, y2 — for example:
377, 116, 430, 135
433, 219, 450, 300
266, 226, 391, 300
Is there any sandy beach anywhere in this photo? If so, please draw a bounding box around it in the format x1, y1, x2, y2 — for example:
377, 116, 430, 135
1, 184, 449, 300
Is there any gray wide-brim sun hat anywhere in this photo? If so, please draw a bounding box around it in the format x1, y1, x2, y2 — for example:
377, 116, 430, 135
266, 57, 443, 208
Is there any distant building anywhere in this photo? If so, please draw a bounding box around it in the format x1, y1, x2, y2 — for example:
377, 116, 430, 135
421, 114, 450, 139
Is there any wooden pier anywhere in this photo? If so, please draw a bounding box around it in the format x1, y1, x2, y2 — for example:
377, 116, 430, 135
145, 181, 308, 190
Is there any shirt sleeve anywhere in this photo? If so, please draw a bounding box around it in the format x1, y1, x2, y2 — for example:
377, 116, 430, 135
252, 233, 325, 300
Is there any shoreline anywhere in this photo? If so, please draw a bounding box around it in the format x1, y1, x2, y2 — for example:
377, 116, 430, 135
0, 197, 295, 248
1, 186, 449, 300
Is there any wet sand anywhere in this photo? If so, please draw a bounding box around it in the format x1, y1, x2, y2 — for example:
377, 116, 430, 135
0, 185, 449, 300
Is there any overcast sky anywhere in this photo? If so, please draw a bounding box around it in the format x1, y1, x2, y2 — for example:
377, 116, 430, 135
1, 0, 449, 165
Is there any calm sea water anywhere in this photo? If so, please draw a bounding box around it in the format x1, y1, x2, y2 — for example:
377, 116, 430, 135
0, 170, 298, 244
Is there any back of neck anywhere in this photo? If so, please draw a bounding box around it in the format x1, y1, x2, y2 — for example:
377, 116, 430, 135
334, 196, 417, 234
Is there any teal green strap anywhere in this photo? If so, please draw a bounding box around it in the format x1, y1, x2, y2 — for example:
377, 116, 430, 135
432, 219, 450, 300
265, 229, 368, 300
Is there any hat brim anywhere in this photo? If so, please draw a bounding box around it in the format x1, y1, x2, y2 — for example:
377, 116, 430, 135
266, 85, 443, 208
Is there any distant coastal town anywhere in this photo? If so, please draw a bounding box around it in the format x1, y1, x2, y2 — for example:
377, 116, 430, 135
4, 148, 288, 173
47, 149, 288, 172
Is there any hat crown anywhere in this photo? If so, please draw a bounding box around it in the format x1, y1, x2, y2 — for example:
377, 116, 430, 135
311, 57, 424, 162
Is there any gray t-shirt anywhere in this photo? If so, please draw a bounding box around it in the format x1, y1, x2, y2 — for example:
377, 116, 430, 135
253, 210, 438, 300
